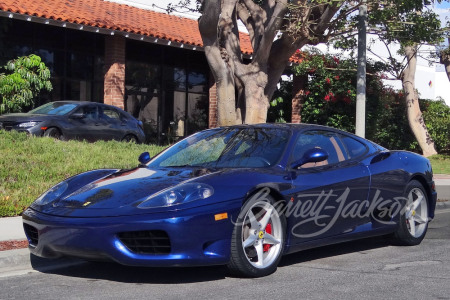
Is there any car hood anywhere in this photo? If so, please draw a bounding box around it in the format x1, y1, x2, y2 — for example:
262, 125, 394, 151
33, 167, 224, 217
31, 165, 290, 218
0, 113, 58, 122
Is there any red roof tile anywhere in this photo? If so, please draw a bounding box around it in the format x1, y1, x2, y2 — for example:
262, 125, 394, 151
0, 0, 255, 54
0, 0, 305, 63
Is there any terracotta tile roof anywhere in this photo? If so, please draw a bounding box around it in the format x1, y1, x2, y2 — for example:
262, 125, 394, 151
0, 0, 254, 54
0, 0, 304, 63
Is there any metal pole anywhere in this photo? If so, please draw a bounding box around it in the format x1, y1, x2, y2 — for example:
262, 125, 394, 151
355, 0, 367, 138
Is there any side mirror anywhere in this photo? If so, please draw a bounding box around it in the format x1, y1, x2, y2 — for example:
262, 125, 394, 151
70, 112, 85, 119
291, 148, 329, 169
138, 152, 151, 165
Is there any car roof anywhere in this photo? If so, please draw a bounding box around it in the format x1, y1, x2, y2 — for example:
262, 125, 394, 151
216, 123, 344, 133
215, 123, 380, 146
50, 101, 123, 111
51, 100, 103, 106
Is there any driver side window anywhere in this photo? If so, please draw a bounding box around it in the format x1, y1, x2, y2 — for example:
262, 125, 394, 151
292, 131, 345, 168
74, 105, 98, 120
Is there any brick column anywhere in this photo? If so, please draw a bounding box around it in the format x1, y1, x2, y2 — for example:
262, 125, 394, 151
292, 74, 307, 123
104, 35, 126, 109
208, 74, 218, 128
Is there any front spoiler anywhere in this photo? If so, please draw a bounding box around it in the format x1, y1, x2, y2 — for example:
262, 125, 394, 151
22, 201, 241, 267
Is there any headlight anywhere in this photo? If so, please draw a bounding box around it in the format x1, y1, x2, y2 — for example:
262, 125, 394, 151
34, 181, 69, 206
137, 182, 214, 209
18, 121, 40, 128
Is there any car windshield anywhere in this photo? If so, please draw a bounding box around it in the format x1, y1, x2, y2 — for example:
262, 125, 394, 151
29, 102, 78, 115
148, 127, 290, 168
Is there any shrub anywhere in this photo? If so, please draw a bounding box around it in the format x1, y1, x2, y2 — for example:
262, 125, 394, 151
0, 54, 52, 114
290, 51, 433, 152
420, 98, 450, 153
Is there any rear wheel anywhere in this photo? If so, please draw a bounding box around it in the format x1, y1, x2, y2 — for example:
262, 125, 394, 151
44, 127, 64, 140
392, 180, 429, 246
227, 193, 285, 277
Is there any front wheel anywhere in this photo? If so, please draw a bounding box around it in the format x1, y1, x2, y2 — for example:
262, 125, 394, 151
392, 180, 429, 246
227, 192, 286, 277
44, 127, 64, 140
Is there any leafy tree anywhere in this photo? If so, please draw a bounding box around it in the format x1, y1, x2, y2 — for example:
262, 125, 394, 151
267, 80, 292, 123
192, 0, 366, 125
420, 98, 450, 153
0, 54, 52, 114
167, 0, 445, 141
293, 51, 417, 148
333, 1, 446, 156
292, 50, 450, 153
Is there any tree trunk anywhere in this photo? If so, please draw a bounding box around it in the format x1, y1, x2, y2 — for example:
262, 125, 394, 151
198, 0, 241, 126
439, 39, 450, 82
243, 68, 269, 124
198, 0, 339, 126
442, 59, 450, 82
402, 45, 437, 157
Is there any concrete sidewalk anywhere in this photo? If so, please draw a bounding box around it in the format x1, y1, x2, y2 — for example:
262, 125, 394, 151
0, 216, 26, 242
0, 175, 449, 275
435, 174, 450, 203
0, 216, 83, 276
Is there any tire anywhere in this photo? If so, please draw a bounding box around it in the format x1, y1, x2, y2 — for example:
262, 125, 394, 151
227, 191, 286, 277
392, 180, 429, 246
44, 127, 64, 140
121, 134, 138, 143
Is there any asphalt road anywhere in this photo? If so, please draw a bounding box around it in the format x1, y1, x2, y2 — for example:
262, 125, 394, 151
1, 210, 449, 300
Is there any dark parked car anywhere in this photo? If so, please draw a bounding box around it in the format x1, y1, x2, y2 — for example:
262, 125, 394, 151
22, 124, 436, 277
0, 101, 145, 143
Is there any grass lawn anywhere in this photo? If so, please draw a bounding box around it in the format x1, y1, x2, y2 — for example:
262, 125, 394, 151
428, 154, 450, 175
0, 131, 167, 217
1, 130, 449, 217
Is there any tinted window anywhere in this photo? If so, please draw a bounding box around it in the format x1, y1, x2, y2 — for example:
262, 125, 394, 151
74, 105, 98, 120
29, 102, 78, 115
292, 131, 347, 167
101, 107, 121, 121
339, 134, 368, 159
149, 128, 290, 168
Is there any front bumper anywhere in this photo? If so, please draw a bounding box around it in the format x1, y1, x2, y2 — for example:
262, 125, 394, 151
22, 201, 241, 267
0, 124, 44, 136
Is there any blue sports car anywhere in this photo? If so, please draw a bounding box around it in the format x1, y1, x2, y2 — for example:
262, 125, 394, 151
22, 124, 437, 277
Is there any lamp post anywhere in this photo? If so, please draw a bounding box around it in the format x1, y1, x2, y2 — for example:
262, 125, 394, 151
356, 0, 367, 138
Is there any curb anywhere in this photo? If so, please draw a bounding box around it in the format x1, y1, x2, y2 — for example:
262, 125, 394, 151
0, 248, 84, 276
436, 200, 450, 210
0, 248, 29, 270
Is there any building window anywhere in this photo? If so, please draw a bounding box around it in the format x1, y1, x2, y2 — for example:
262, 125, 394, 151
0, 18, 104, 107
125, 40, 209, 143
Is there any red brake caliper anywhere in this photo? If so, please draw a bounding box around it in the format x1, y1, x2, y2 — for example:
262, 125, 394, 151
263, 223, 272, 252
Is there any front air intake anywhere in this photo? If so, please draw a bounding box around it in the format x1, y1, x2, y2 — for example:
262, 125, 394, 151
23, 223, 39, 246
117, 230, 171, 254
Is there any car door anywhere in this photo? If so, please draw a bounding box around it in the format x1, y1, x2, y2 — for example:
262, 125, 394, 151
98, 106, 127, 141
286, 130, 371, 244
69, 105, 105, 142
